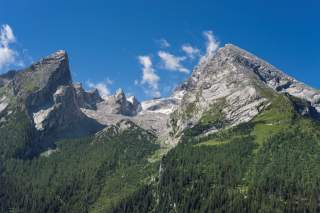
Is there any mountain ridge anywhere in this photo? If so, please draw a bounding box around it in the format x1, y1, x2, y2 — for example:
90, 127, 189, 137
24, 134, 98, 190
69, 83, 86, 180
0, 43, 319, 148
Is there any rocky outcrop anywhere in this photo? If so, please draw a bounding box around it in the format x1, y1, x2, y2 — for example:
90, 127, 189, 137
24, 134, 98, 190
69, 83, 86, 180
90, 88, 141, 116
220, 44, 320, 112
15, 51, 72, 112
127, 95, 141, 113
32, 85, 104, 141
286, 93, 320, 120
73, 83, 103, 110
0, 50, 104, 148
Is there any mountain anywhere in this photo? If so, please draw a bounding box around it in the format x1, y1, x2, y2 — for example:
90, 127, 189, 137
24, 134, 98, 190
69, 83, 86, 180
170, 44, 320, 137
1, 44, 320, 212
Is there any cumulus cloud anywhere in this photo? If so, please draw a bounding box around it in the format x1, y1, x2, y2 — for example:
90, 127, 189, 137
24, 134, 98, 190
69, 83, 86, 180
138, 56, 160, 98
0, 24, 17, 70
0, 24, 15, 46
182, 44, 200, 59
0, 24, 31, 72
158, 51, 189, 74
86, 78, 113, 100
200, 31, 219, 63
158, 38, 170, 48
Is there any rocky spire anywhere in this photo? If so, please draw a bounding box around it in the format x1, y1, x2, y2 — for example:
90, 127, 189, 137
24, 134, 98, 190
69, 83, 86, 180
21, 50, 73, 113
73, 83, 103, 110
115, 88, 126, 104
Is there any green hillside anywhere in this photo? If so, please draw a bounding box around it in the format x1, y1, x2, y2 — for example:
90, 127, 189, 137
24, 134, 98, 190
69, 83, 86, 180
0, 117, 159, 213
0, 91, 320, 212
111, 93, 320, 212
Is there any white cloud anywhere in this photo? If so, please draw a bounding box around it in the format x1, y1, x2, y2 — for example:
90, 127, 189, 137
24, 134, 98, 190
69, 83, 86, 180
158, 38, 170, 48
0, 48, 16, 69
0, 24, 17, 70
105, 77, 113, 85
182, 44, 200, 59
158, 51, 189, 74
138, 56, 160, 98
200, 31, 219, 63
0, 24, 15, 46
86, 79, 113, 100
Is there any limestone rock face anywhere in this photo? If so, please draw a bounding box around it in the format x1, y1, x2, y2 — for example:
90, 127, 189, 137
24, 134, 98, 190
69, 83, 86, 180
0, 51, 72, 111
169, 44, 320, 138
127, 95, 141, 113
18, 51, 72, 111
95, 88, 141, 116
73, 83, 103, 110
32, 84, 104, 143
169, 45, 269, 137
219, 44, 320, 112
0, 50, 104, 147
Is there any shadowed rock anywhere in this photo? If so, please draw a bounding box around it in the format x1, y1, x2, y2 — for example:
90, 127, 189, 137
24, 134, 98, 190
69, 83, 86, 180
0, 50, 105, 154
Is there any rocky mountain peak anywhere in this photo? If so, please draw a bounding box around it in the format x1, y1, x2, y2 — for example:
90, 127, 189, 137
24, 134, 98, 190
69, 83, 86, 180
219, 44, 320, 111
0, 50, 104, 150
31, 49, 71, 86
73, 83, 103, 110
108, 88, 141, 116
114, 88, 126, 103
115, 88, 124, 96
81, 88, 141, 119
46, 50, 68, 61
0, 50, 74, 118
169, 43, 320, 138
127, 95, 141, 111
21, 50, 73, 113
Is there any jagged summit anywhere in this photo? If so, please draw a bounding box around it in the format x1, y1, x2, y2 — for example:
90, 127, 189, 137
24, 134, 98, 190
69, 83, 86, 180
114, 88, 126, 104
115, 88, 125, 96
82, 88, 141, 118
73, 83, 103, 110
0, 50, 104, 152
0, 49, 72, 101
45, 50, 68, 62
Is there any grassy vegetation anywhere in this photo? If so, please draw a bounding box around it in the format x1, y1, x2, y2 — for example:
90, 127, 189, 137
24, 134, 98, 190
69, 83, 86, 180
194, 139, 228, 147
169, 91, 201, 136
20, 72, 42, 93
199, 98, 227, 127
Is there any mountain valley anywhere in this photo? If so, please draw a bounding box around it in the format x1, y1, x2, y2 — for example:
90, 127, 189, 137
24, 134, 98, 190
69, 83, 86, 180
0, 44, 320, 212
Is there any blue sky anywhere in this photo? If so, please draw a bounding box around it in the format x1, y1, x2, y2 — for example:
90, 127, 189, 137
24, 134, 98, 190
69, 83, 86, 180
0, 0, 319, 100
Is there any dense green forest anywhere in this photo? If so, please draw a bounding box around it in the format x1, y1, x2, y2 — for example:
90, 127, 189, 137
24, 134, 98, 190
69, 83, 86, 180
112, 94, 320, 212
0, 112, 159, 213
1, 93, 320, 212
